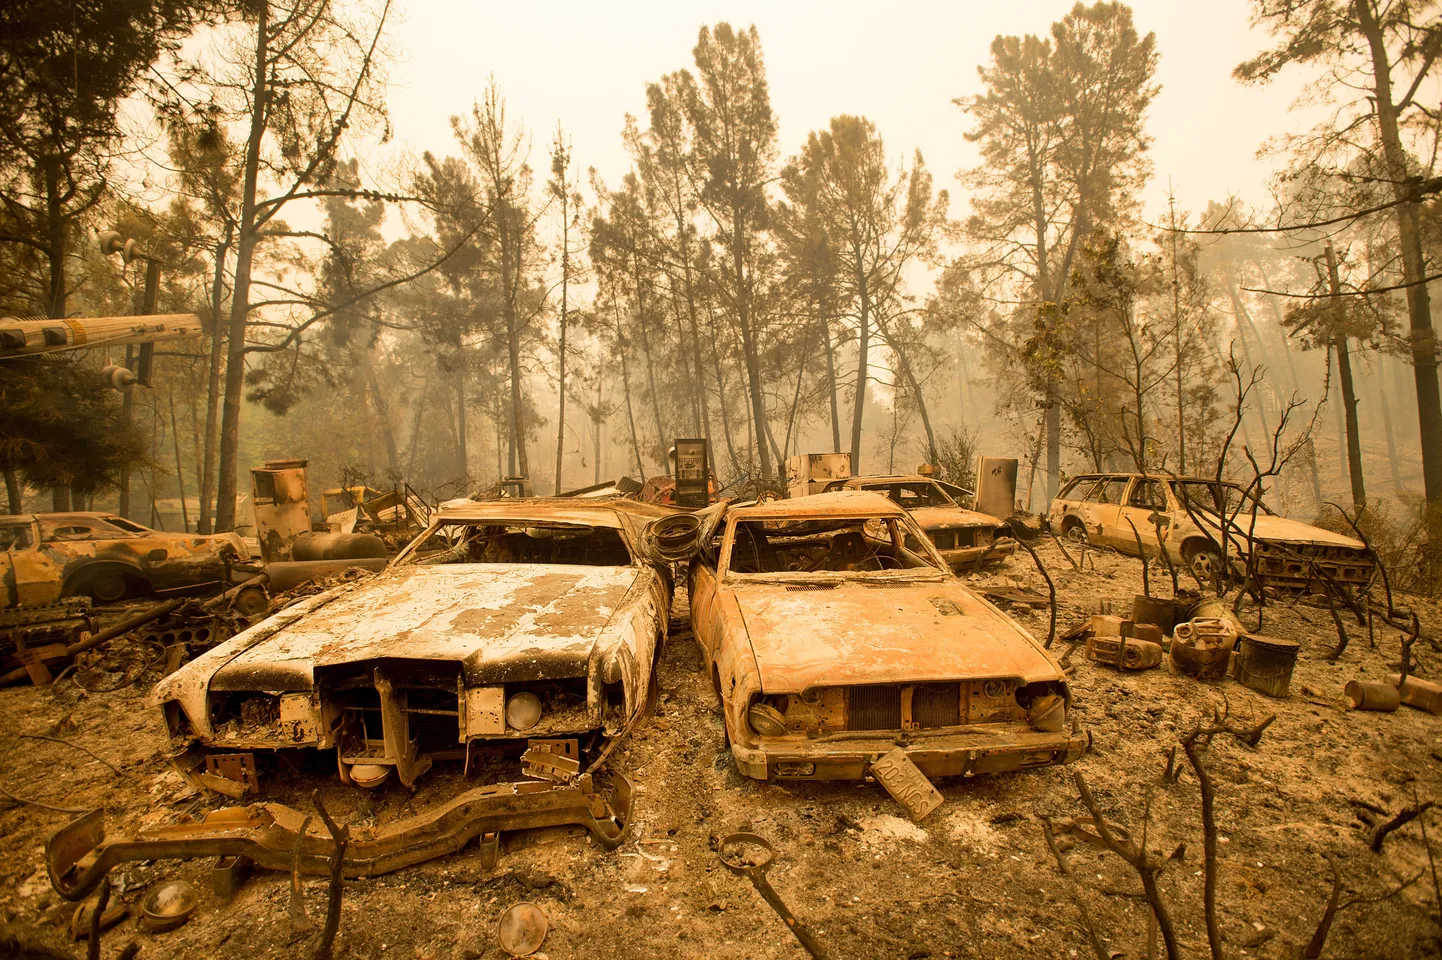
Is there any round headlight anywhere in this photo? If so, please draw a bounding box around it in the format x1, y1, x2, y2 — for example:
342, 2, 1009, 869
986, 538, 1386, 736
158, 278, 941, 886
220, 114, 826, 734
506, 692, 542, 731
747, 702, 787, 737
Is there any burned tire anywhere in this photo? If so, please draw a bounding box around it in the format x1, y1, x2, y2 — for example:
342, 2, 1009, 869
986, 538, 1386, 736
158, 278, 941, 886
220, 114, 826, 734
1185, 545, 1227, 588
1062, 517, 1089, 543
87, 569, 131, 604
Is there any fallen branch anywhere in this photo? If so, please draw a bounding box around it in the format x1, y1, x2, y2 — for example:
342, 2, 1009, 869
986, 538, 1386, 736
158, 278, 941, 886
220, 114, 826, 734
289, 815, 315, 934
1370, 801, 1437, 854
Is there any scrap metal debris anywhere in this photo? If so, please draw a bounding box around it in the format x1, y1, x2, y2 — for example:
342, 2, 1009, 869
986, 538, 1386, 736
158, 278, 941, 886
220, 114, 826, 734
497, 902, 548, 957
46, 773, 634, 901
718, 833, 830, 960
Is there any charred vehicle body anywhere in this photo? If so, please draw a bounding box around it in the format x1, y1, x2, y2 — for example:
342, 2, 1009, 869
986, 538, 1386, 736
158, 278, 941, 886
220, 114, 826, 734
822, 475, 1016, 570
1046, 473, 1375, 591
153, 499, 694, 793
689, 491, 1087, 784
1, 512, 247, 606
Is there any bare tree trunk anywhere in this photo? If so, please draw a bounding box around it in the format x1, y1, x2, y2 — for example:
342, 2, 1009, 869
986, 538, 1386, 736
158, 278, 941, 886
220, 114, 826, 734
849, 278, 871, 472
618, 336, 645, 481
4, 467, 22, 513
455, 369, 468, 481
167, 387, 190, 532
198, 227, 231, 534
707, 306, 742, 476
554, 212, 570, 494
1377, 369, 1403, 492
632, 265, 667, 467
363, 351, 399, 477
1326, 242, 1366, 507
215, 2, 270, 532
731, 229, 772, 480
823, 320, 841, 454
1357, 0, 1442, 514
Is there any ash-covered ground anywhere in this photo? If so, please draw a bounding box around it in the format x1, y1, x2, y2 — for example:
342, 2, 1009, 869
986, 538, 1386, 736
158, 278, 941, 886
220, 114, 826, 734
2, 541, 1439, 959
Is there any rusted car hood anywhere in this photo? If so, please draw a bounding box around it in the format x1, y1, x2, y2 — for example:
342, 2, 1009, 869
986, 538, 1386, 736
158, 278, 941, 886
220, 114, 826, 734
202, 564, 639, 691
731, 576, 1060, 692
1202, 513, 1363, 549
907, 506, 1003, 531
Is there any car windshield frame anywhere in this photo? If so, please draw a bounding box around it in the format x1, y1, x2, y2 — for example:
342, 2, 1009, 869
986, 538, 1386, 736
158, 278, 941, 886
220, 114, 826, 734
859, 480, 957, 509
1168, 479, 1274, 518
718, 511, 951, 581
393, 516, 635, 567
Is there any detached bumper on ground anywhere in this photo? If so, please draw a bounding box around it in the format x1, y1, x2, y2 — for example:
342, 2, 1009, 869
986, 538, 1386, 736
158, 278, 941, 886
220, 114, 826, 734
731, 725, 1089, 781
46, 773, 633, 901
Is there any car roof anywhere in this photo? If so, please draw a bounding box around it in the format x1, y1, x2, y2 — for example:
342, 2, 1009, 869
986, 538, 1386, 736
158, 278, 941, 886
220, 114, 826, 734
727, 490, 906, 520
846, 475, 943, 485
1066, 474, 1230, 483
32, 512, 130, 522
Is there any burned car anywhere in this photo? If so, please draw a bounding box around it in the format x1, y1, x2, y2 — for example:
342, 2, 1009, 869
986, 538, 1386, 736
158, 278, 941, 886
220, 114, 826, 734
688, 491, 1087, 787
1046, 473, 1374, 590
1, 512, 247, 606
153, 498, 692, 793
822, 475, 1016, 570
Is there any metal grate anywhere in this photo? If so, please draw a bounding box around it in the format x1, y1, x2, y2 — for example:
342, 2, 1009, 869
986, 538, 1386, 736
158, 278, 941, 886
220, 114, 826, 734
786, 582, 839, 591
912, 684, 961, 727
846, 685, 901, 730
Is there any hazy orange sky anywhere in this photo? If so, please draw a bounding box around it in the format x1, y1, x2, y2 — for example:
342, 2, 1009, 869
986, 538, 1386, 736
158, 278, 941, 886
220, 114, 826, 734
382, 0, 1322, 224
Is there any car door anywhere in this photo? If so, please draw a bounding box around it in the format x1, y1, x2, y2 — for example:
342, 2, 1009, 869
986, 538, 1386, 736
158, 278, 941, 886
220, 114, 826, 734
1081, 477, 1128, 547
1115, 478, 1171, 557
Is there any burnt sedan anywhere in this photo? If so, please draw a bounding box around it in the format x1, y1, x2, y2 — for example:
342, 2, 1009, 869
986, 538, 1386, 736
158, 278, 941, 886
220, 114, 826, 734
153, 499, 686, 793
688, 491, 1087, 789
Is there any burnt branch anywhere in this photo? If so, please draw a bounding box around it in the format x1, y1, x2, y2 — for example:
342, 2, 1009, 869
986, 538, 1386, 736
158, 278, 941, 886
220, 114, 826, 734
1016, 538, 1058, 649
1048, 530, 1082, 572
1126, 517, 1151, 599
1325, 591, 1350, 661
1303, 854, 1425, 959
311, 791, 350, 960
1073, 770, 1180, 960
1370, 801, 1437, 854
1040, 817, 1111, 960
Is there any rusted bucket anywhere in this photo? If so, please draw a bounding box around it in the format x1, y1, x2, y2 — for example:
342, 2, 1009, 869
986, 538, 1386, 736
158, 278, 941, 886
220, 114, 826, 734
1169, 618, 1237, 678
1232, 634, 1300, 699
1132, 595, 1177, 635
1345, 680, 1401, 712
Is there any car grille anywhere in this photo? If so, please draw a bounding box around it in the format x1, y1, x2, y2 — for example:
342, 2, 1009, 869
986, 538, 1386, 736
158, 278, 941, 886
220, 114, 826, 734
845, 685, 901, 730
929, 529, 979, 551
913, 684, 961, 726
840, 683, 965, 731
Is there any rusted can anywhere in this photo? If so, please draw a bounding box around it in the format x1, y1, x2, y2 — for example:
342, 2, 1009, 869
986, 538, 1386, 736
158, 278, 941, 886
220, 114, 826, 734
1169, 618, 1238, 678
1231, 634, 1300, 698
1344, 680, 1401, 712
1132, 594, 1177, 635
1387, 674, 1442, 715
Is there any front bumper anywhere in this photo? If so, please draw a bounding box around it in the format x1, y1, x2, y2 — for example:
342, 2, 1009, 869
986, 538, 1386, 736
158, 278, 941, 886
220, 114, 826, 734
940, 536, 1018, 571
729, 725, 1089, 781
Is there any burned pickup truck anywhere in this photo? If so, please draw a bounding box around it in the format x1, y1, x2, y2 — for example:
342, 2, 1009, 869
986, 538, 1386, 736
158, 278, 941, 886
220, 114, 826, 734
153, 498, 695, 794
688, 491, 1086, 801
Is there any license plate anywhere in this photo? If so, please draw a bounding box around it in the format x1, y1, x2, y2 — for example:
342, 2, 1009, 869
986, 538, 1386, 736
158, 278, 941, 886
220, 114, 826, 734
870, 747, 944, 820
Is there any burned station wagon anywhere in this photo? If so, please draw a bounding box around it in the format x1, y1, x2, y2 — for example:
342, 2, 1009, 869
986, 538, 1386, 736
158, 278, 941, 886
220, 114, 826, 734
688, 491, 1087, 787
153, 499, 688, 793
1047, 473, 1375, 591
